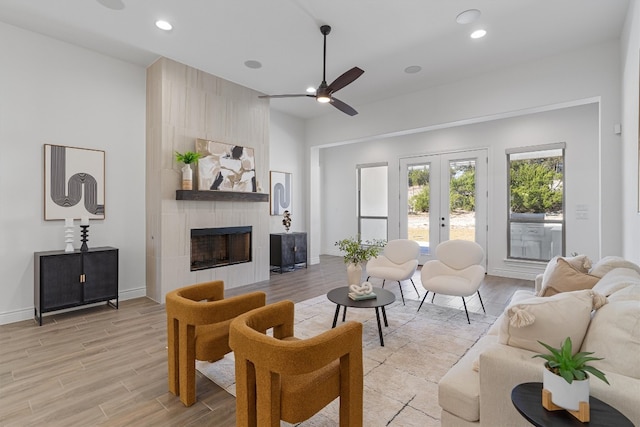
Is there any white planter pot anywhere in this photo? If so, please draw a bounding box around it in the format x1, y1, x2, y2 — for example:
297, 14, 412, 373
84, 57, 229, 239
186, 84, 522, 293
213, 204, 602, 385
346, 263, 363, 286
543, 367, 589, 411
182, 164, 193, 190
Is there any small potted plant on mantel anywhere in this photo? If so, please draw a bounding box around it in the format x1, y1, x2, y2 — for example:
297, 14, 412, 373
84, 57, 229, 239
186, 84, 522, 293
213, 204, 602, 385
335, 236, 385, 285
175, 151, 202, 190
533, 337, 609, 417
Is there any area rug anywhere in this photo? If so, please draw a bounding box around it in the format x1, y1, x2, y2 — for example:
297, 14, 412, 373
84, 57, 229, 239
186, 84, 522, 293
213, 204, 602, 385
196, 293, 496, 426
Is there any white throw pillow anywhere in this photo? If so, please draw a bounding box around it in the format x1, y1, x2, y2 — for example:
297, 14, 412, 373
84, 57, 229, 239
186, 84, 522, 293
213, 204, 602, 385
581, 299, 640, 379
499, 289, 606, 354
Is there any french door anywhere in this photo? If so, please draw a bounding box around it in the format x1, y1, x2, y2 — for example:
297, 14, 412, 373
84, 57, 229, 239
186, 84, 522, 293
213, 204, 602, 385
400, 149, 487, 265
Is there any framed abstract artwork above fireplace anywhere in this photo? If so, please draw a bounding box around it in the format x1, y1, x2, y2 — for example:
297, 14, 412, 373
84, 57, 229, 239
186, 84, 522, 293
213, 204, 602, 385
43, 144, 105, 220
196, 139, 257, 193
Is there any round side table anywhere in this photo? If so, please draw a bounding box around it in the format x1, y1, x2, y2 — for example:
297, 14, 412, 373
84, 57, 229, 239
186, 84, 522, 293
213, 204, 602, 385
327, 286, 395, 346
511, 382, 633, 427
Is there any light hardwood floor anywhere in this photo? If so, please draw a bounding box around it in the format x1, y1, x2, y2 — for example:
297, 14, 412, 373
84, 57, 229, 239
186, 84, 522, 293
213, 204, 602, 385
0, 255, 532, 426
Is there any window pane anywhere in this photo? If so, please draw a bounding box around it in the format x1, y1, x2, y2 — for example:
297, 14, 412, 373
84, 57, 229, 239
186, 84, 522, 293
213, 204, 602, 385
360, 218, 387, 242
360, 166, 388, 217
509, 222, 563, 259
407, 163, 430, 252
509, 149, 563, 218
449, 159, 476, 242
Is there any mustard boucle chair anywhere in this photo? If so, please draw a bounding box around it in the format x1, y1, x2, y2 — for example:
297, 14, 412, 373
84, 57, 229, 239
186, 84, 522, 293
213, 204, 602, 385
166, 281, 266, 407
229, 300, 363, 427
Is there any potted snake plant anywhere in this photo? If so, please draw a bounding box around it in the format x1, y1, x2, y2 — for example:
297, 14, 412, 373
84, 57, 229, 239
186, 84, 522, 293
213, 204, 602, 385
533, 337, 609, 411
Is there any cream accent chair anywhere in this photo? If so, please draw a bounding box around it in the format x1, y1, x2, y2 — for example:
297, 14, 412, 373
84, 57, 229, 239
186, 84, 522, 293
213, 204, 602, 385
366, 239, 420, 304
229, 300, 363, 427
165, 281, 266, 406
418, 239, 485, 323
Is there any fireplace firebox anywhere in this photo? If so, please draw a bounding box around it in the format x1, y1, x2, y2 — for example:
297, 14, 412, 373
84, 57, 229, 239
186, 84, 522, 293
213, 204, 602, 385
190, 226, 252, 271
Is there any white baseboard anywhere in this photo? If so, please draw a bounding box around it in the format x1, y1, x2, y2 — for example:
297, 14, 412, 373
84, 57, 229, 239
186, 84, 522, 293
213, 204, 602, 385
0, 286, 147, 326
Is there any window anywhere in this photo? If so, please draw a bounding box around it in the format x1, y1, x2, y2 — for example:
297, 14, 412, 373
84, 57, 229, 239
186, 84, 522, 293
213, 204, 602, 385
507, 144, 565, 261
357, 163, 388, 242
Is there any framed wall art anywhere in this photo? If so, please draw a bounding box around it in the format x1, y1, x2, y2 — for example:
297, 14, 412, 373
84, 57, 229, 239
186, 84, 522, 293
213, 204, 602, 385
270, 171, 292, 216
44, 144, 105, 221
196, 139, 256, 192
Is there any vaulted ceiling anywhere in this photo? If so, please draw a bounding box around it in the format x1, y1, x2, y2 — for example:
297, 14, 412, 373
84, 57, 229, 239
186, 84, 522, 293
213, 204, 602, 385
0, 0, 630, 119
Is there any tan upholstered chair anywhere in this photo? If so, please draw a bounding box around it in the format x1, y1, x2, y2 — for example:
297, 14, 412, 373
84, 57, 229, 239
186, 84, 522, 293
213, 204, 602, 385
366, 239, 421, 304
229, 300, 363, 427
418, 239, 486, 323
165, 281, 266, 406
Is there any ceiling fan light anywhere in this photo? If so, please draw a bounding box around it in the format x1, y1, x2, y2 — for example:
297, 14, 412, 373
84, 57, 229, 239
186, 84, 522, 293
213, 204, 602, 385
317, 95, 331, 103
155, 20, 173, 31
470, 29, 487, 39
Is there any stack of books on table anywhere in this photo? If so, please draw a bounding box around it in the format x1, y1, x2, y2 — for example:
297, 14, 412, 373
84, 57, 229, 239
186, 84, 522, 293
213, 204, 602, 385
348, 292, 377, 301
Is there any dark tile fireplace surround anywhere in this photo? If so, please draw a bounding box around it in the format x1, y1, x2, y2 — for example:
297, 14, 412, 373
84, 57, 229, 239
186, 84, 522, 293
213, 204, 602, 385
190, 226, 252, 271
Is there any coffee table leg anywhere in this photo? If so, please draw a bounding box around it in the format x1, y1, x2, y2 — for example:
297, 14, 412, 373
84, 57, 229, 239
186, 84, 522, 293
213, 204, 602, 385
375, 307, 384, 346
382, 306, 389, 327
332, 304, 340, 328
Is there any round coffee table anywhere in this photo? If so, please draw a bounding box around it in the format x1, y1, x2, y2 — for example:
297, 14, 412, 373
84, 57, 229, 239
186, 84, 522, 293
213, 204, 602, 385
511, 382, 633, 427
327, 287, 395, 346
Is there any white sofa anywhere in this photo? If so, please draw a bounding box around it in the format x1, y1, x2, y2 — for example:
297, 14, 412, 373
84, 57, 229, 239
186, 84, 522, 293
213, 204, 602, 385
438, 257, 640, 426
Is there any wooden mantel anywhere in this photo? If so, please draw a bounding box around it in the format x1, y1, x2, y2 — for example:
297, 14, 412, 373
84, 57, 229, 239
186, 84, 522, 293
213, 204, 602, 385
176, 190, 269, 202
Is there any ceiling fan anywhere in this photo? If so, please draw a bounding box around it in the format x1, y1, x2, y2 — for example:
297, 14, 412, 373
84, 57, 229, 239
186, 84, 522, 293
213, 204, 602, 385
259, 25, 364, 116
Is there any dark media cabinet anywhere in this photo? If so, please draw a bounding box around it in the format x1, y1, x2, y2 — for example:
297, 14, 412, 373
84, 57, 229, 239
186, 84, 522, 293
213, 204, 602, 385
270, 232, 307, 273
34, 247, 119, 325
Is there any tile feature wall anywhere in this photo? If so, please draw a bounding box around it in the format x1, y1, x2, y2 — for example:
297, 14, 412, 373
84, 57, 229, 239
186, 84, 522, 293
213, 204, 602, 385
146, 58, 270, 303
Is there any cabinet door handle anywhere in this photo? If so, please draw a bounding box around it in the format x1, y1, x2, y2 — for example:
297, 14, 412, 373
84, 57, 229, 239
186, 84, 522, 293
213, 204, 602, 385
80, 274, 86, 283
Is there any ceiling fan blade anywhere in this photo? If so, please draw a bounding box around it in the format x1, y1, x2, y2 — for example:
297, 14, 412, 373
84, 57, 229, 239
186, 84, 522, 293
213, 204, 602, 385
327, 67, 364, 93
258, 94, 315, 99
330, 97, 358, 116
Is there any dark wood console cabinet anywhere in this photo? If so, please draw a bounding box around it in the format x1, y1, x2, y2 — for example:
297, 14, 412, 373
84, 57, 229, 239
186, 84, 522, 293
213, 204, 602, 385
270, 232, 307, 273
34, 247, 119, 325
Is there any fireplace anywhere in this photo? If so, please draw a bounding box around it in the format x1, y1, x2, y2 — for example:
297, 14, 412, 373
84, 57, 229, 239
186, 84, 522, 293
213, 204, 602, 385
190, 226, 252, 271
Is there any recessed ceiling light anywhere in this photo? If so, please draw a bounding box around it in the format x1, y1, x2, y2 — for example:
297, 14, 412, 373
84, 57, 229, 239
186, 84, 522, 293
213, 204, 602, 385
244, 60, 262, 69
306, 87, 316, 93
96, 0, 125, 10
404, 65, 422, 74
155, 20, 173, 31
470, 29, 487, 39
456, 9, 481, 25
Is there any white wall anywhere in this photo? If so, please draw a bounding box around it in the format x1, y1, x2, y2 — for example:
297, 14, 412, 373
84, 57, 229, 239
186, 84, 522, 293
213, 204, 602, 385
307, 40, 623, 276
0, 22, 147, 324
621, 0, 640, 264
320, 104, 600, 279
269, 110, 307, 236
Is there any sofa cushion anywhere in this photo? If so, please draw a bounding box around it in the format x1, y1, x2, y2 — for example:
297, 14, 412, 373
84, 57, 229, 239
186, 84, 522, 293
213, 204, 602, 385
589, 256, 640, 278
607, 283, 640, 303
592, 268, 640, 297
499, 289, 605, 353
581, 296, 640, 379
438, 335, 498, 423
538, 258, 600, 297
